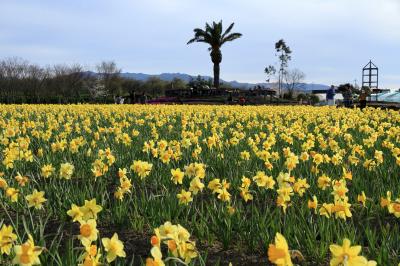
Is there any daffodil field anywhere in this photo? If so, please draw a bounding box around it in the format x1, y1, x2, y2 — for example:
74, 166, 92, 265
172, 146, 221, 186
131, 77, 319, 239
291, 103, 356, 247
0, 104, 400, 265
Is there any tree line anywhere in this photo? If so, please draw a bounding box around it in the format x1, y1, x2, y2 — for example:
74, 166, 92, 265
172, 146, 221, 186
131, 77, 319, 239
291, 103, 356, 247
0, 57, 195, 104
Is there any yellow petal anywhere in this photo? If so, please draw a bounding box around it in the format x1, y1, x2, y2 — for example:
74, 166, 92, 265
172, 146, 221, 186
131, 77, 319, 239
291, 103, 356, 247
329, 244, 343, 257
348, 245, 362, 257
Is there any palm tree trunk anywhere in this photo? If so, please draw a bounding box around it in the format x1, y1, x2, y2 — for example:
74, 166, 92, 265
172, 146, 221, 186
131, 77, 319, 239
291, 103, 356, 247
213, 63, 220, 89
210, 49, 222, 90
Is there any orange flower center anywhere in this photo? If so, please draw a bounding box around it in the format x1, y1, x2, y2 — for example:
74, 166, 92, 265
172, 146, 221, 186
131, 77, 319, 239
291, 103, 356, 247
268, 244, 286, 261
168, 240, 177, 251
0, 181, 7, 188
380, 198, 389, 207
308, 201, 317, 209
150, 236, 159, 246
333, 205, 346, 212
146, 258, 156, 266
80, 224, 92, 238
84, 257, 94, 266
89, 245, 97, 256
21, 243, 31, 254
337, 190, 345, 196
393, 203, 400, 212
20, 254, 31, 264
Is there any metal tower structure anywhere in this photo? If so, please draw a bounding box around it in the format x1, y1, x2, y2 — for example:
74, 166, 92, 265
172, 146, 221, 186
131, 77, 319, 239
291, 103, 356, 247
362, 60, 378, 89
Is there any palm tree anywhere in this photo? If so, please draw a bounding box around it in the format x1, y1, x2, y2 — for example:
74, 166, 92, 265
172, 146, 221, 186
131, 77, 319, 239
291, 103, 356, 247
187, 21, 242, 90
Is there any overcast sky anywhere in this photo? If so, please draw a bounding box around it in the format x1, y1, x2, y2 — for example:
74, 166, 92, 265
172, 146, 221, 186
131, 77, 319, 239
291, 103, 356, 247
1, 0, 399, 88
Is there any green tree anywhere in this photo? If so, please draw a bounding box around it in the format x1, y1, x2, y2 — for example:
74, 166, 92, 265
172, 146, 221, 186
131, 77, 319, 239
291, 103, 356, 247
187, 21, 242, 90
121, 79, 143, 94
264, 65, 276, 82
188, 75, 211, 90
170, 78, 187, 90
143, 77, 166, 97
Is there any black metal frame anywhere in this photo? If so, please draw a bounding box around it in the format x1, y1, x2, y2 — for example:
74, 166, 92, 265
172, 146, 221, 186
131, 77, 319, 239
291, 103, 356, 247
362, 60, 378, 89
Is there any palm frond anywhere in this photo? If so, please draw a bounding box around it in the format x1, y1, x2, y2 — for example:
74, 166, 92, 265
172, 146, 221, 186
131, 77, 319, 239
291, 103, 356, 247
217, 20, 223, 38
205, 23, 213, 34
187, 28, 208, 45
221, 22, 235, 39
188, 21, 241, 48
222, 33, 242, 44
187, 38, 198, 45
212, 21, 218, 31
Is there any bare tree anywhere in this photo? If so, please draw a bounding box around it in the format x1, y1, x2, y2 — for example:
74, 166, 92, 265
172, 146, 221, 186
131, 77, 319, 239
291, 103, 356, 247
0, 57, 101, 103
26, 64, 48, 102
0, 57, 40, 99
96, 61, 122, 97
49, 63, 86, 101
0, 57, 180, 103
284, 68, 306, 98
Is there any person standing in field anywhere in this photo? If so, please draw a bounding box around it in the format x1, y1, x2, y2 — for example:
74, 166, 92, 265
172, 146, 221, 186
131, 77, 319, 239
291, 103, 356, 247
341, 85, 353, 108
359, 88, 369, 109
239, 96, 246, 106
326, 85, 336, 106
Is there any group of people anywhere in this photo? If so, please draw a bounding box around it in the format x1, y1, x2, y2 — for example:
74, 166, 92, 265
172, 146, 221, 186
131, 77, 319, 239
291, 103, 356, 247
114, 93, 149, 104
326, 85, 369, 109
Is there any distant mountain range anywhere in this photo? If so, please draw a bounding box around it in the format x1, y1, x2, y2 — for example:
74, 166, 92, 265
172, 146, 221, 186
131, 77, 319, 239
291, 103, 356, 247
95, 71, 330, 91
